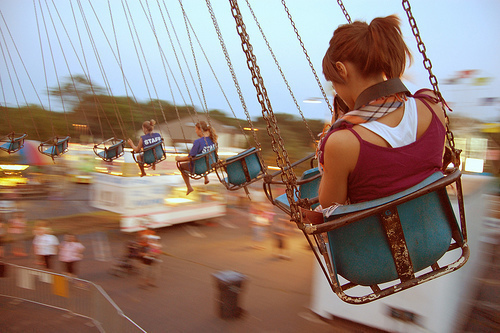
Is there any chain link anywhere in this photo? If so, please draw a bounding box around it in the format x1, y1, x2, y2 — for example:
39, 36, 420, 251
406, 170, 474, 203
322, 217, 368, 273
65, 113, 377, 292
281, 0, 334, 124
205, 0, 265, 168
336, 0, 352, 23
229, 0, 301, 222
245, 0, 317, 145
402, 0, 458, 158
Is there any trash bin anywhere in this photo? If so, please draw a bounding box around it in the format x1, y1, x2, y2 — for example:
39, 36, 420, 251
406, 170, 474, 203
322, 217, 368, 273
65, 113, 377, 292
212, 270, 247, 319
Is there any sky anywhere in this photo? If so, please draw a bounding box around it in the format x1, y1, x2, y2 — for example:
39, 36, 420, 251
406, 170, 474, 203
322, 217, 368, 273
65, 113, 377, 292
0, 0, 499, 125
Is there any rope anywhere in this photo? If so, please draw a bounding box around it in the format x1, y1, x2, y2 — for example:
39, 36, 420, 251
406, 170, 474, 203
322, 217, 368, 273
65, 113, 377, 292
280, 0, 335, 130
0, 11, 41, 140
140, 0, 188, 151
131, 0, 176, 150
108, 0, 135, 140
35, 0, 56, 137
245, 0, 317, 145
75, 0, 125, 141
157, 0, 199, 128
205, 0, 254, 149
49, 0, 94, 140
178, 0, 213, 147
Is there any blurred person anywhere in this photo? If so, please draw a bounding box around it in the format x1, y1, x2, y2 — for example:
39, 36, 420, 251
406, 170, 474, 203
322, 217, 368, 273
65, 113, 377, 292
175, 121, 217, 195
139, 234, 162, 288
32, 221, 47, 265
128, 119, 162, 177
33, 226, 59, 269
250, 202, 271, 250
8, 211, 27, 256
272, 216, 291, 260
0, 220, 6, 258
59, 234, 85, 277
318, 15, 446, 209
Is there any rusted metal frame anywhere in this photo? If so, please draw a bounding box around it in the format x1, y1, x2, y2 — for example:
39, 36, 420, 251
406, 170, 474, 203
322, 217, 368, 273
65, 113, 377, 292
326, 225, 470, 305
379, 207, 415, 282
263, 152, 317, 206
455, 176, 468, 241
304, 169, 461, 235
266, 174, 322, 217
94, 138, 125, 162
299, 229, 340, 294
332, 243, 469, 305
264, 152, 316, 181
0, 132, 27, 154
437, 188, 466, 247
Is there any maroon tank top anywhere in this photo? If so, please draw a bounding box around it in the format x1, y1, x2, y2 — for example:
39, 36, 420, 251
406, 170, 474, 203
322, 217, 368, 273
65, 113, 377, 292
319, 97, 445, 203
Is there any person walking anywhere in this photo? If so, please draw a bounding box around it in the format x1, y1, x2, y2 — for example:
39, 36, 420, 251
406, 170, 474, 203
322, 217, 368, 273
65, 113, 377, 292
8, 211, 27, 256
139, 234, 162, 288
59, 234, 85, 277
33, 226, 59, 269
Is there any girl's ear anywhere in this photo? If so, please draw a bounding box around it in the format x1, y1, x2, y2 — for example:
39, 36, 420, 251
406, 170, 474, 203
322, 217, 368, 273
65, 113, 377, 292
335, 61, 348, 81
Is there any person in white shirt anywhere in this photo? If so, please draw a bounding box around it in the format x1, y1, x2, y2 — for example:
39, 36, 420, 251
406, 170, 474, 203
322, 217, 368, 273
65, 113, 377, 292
33, 226, 59, 269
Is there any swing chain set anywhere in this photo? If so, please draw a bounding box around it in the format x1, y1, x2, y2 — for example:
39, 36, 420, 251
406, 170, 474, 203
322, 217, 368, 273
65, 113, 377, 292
336, 0, 352, 24
280, 0, 334, 131
229, 0, 301, 223
402, 0, 461, 168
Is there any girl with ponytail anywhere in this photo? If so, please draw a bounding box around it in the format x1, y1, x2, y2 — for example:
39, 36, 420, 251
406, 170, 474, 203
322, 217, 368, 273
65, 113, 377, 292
317, 15, 447, 212
176, 121, 217, 195
128, 119, 161, 177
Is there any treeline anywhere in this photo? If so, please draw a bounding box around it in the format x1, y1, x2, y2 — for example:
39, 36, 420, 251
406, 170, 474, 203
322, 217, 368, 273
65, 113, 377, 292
1, 75, 326, 167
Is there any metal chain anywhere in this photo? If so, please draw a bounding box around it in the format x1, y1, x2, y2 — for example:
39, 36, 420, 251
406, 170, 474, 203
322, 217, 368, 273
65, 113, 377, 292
402, 0, 457, 155
336, 0, 352, 23
246, 0, 316, 145
229, 0, 300, 223
205, 0, 261, 156
281, 0, 334, 124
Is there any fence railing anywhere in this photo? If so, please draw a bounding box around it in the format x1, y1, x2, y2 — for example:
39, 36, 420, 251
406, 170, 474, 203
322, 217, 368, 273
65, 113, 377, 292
0, 262, 145, 333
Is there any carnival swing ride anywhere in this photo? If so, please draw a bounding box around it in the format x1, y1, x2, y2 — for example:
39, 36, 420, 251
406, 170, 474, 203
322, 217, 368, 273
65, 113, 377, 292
0, 0, 468, 304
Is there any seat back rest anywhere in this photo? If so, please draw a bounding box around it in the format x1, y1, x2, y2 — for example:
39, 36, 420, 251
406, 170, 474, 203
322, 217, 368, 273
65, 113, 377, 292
193, 149, 217, 175
298, 168, 321, 208
226, 148, 262, 185
326, 175, 458, 286
143, 141, 165, 165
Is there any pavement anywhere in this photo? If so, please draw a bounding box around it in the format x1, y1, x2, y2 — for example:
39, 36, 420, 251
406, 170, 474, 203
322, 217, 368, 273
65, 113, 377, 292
1, 195, 374, 333
0, 183, 499, 332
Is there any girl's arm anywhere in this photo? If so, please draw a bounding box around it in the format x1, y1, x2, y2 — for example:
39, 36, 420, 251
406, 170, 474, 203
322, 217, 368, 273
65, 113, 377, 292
127, 138, 144, 153
318, 130, 358, 208
175, 154, 191, 162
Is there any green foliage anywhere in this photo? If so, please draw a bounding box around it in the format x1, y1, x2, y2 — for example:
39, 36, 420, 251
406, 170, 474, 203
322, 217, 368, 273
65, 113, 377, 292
2, 76, 327, 175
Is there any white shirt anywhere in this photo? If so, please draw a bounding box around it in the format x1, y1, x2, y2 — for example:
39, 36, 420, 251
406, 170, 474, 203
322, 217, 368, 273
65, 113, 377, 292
33, 234, 59, 256
359, 97, 418, 148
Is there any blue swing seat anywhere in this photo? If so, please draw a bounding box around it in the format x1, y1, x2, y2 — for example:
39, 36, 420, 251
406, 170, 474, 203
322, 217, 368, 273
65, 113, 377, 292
216, 147, 265, 190
132, 139, 166, 166
273, 167, 322, 214
38, 136, 70, 160
0, 133, 27, 154
186, 147, 218, 179
94, 138, 125, 162
301, 168, 468, 304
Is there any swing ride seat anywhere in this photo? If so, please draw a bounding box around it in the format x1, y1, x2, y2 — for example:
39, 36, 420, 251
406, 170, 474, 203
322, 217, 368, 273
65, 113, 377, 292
93, 138, 125, 162
132, 138, 166, 166
38, 136, 70, 159
270, 166, 322, 215
0, 132, 27, 154
301, 168, 469, 304
216, 147, 265, 190
179, 147, 218, 180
